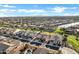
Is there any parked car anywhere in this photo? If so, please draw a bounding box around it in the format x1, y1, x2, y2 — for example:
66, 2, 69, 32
46, 40, 60, 50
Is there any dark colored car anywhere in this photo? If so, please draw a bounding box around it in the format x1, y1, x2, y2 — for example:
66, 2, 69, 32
20, 37, 32, 42
45, 40, 60, 50
30, 38, 44, 46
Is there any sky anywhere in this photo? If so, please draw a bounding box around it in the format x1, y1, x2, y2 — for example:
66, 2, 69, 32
0, 4, 79, 17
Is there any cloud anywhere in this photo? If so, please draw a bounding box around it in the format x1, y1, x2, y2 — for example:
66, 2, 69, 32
52, 6, 67, 13
51, 6, 78, 13
63, 13, 79, 16
0, 9, 16, 13
70, 7, 77, 9
0, 9, 16, 17
0, 4, 16, 8
0, 5, 78, 17
18, 9, 46, 13
0, 8, 48, 16
0, 13, 8, 17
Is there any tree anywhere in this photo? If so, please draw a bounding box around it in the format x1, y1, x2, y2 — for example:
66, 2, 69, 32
67, 35, 79, 52
54, 27, 64, 34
